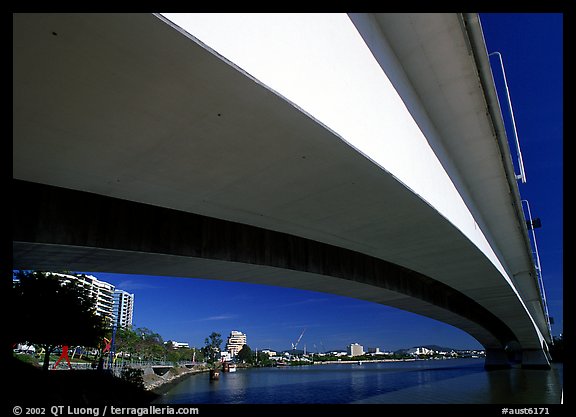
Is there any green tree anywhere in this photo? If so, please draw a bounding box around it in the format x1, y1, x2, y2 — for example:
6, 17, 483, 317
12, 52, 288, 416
191, 347, 204, 363
165, 346, 196, 364
202, 332, 222, 367
134, 327, 165, 361
11, 271, 108, 371
255, 351, 272, 366
237, 344, 252, 364
114, 327, 141, 361
165, 342, 179, 363
178, 347, 193, 362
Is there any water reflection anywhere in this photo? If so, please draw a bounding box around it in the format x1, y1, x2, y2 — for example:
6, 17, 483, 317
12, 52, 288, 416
155, 359, 562, 404
486, 364, 563, 404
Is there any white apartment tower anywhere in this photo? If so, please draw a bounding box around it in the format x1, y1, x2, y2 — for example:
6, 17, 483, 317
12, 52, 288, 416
47, 272, 133, 328
347, 343, 364, 357
226, 330, 247, 357
113, 289, 135, 328
50, 273, 116, 325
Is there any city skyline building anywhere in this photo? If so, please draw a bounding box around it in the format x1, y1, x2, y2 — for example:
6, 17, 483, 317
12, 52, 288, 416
347, 343, 364, 357
165, 341, 190, 349
226, 330, 247, 357
46, 272, 133, 328
407, 347, 435, 356
52, 273, 115, 325
113, 289, 135, 329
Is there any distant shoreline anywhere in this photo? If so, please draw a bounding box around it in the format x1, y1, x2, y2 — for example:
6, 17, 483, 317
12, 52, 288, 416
280, 356, 483, 366
312, 358, 418, 364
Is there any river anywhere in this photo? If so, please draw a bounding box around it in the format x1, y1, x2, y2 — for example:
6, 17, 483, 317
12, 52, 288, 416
153, 358, 563, 404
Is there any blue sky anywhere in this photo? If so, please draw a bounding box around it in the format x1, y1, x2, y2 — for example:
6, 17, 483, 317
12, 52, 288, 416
81, 13, 562, 353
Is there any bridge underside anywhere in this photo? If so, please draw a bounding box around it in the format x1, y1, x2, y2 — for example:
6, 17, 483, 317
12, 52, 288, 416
13, 180, 549, 368
12, 13, 550, 369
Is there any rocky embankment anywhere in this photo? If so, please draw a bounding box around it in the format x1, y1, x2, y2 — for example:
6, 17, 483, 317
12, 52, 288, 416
143, 364, 209, 393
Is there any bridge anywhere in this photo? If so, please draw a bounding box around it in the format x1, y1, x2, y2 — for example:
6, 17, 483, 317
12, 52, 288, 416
12, 13, 552, 369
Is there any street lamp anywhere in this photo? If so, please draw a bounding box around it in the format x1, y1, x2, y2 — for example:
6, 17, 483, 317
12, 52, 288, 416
109, 323, 117, 370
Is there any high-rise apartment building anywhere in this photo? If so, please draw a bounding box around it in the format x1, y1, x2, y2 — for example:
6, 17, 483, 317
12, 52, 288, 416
347, 343, 364, 357
226, 330, 247, 357
113, 289, 134, 328
51, 272, 116, 325
19, 272, 136, 330
47, 272, 134, 329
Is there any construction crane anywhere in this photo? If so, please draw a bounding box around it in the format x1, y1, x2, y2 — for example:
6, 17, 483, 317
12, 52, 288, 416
291, 328, 306, 359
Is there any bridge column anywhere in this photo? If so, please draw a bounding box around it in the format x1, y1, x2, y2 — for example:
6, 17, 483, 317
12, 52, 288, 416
484, 349, 510, 369
521, 349, 551, 369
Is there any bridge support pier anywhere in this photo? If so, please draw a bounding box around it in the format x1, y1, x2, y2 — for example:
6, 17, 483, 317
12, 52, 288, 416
484, 349, 510, 369
521, 349, 551, 369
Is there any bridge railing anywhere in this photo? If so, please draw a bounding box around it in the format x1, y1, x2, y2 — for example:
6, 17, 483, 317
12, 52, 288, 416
522, 199, 553, 339
487, 48, 552, 341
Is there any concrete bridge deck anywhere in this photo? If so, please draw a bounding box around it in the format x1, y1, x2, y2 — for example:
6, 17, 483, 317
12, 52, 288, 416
13, 13, 551, 368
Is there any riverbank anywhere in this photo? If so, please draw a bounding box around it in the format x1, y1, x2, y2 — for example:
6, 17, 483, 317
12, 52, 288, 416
7, 355, 212, 403
144, 365, 209, 394
6, 356, 158, 405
